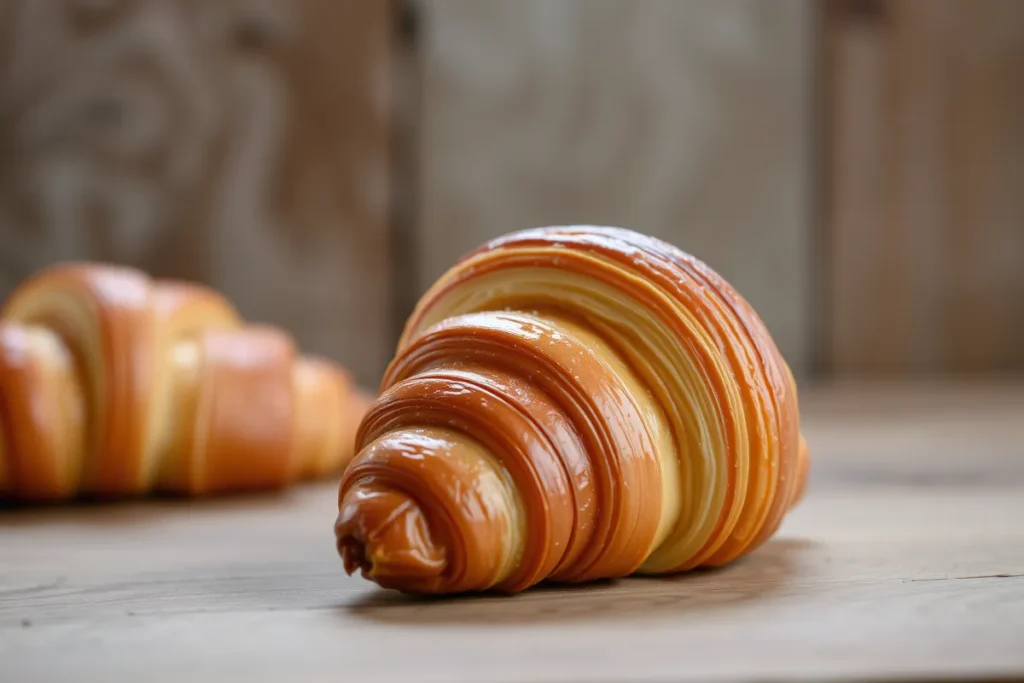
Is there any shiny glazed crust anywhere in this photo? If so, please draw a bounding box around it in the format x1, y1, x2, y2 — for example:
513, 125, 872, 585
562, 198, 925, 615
0, 263, 371, 502
335, 226, 810, 594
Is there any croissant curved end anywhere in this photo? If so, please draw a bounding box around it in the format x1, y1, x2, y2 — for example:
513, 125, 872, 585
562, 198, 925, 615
0, 322, 86, 501
336, 484, 447, 584
334, 224, 810, 595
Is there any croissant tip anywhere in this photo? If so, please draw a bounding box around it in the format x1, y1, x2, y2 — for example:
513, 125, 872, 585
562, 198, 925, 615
337, 530, 448, 585
334, 485, 448, 589
337, 535, 369, 577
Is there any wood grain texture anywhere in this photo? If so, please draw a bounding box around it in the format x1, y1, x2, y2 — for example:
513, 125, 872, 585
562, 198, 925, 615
0, 0, 396, 387
413, 0, 814, 374
3, 383, 1024, 683
824, 0, 1024, 376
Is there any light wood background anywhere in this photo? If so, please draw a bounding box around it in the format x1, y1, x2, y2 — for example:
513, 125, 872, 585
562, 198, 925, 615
823, 0, 1024, 376
1, 0, 1022, 385
0, 0, 396, 388
412, 0, 815, 374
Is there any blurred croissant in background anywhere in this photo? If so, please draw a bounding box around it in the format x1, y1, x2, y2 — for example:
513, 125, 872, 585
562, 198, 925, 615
336, 226, 809, 595
0, 263, 372, 503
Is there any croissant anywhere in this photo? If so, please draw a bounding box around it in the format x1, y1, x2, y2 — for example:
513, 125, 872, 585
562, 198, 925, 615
335, 226, 810, 595
0, 263, 371, 503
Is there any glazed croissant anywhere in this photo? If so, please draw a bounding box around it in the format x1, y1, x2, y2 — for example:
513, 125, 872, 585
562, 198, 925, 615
335, 226, 810, 595
0, 263, 370, 503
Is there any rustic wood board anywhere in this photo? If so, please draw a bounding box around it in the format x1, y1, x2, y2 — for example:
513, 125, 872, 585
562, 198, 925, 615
2, 384, 1024, 683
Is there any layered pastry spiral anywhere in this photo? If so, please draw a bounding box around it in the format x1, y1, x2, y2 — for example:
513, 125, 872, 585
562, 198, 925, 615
335, 226, 809, 594
0, 263, 370, 502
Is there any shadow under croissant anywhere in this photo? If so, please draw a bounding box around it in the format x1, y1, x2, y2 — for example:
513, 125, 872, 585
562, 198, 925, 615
343, 538, 819, 626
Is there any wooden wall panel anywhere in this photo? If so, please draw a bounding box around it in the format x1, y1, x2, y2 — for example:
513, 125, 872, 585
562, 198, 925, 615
0, 0, 395, 387
825, 0, 1024, 376
413, 0, 815, 374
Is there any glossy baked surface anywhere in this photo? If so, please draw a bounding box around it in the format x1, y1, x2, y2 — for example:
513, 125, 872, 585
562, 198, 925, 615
336, 226, 809, 594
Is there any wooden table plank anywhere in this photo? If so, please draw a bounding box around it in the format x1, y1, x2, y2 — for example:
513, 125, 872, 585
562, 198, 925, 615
2, 384, 1024, 683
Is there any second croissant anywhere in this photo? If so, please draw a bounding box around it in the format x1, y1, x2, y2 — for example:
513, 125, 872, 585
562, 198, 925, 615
336, 225, 810, 595
0, 263, 371, 503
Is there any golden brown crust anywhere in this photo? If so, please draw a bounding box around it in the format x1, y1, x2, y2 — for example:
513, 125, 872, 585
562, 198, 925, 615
336, 226, 810, 594
188, 326, 297, 494
0, 262, 370, 503
0, 323, 85, 501
3, 264, 156, 495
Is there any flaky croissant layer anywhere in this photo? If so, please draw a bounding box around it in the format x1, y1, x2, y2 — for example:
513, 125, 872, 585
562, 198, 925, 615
335, 226, 809, 595
0, 263, 370, 503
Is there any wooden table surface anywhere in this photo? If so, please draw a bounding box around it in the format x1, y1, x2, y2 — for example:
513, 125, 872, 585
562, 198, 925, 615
2, 382, 1023, 683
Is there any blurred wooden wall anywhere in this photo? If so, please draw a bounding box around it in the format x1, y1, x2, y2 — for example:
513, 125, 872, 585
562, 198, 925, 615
0, 0, 395, 388
411, 0, 816, 375
1, 0, 1022, 386
823, 0, 1024, 376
